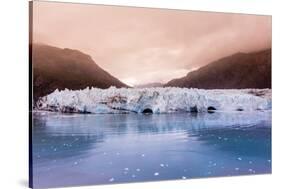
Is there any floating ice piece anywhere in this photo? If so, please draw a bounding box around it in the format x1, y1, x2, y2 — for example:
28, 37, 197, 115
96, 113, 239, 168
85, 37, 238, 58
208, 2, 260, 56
36, 87, 271, 114
154, 172, 159, 176
109, 178, 114, 182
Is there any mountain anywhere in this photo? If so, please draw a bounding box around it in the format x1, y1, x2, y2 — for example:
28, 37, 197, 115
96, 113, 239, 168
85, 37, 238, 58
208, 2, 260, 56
135, 82, 163, 88
32, 44, 128, 100
165, 49, 271, 89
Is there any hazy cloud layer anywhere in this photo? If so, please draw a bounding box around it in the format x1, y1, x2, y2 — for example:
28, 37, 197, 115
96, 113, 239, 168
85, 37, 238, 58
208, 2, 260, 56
32, 1, 271, 86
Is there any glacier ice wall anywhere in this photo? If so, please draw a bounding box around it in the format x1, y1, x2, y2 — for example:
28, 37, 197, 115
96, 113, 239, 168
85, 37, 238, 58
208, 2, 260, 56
35, 87, 272, 114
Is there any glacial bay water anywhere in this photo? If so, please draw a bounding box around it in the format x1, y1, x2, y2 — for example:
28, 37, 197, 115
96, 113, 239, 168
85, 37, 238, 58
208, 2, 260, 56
32, 111, 271, 188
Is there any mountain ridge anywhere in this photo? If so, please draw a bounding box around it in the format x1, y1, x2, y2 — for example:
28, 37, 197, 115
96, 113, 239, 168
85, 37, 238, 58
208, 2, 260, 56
32, 44, 128, 100
165, 49, 271, 89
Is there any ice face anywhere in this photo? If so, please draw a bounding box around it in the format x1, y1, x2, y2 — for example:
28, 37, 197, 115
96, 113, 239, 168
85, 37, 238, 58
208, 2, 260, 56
35, 87, 272, 114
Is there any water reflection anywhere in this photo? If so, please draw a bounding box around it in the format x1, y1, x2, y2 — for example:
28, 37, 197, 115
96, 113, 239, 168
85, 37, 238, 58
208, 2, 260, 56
32, 111, 271, 188
33, 115, 105, 162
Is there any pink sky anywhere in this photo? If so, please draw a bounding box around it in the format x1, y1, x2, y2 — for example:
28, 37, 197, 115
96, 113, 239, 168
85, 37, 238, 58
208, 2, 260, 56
32, 1, 271, 86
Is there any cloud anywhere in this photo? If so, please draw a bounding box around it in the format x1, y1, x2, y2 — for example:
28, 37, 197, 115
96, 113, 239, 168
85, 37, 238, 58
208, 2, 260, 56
32, 1, 271, 85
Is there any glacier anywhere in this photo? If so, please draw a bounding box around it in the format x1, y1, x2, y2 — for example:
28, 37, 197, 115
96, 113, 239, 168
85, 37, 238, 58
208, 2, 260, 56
35, 87, 272, 114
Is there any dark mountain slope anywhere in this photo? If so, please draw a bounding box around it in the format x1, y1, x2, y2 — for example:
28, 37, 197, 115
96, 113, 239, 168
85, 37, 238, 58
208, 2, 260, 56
165, 49, 271, 89
32, 44, 128, 100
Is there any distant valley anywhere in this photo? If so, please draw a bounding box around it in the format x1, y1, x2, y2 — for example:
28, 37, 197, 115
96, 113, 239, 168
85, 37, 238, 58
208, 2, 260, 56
32, 44, 271, 101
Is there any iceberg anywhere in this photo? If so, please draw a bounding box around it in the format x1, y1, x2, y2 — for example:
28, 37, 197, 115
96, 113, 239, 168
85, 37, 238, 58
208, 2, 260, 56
35, 87, 272, 114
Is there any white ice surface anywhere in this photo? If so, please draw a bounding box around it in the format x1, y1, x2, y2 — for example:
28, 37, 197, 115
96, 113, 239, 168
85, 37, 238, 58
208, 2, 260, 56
36, 87, 272, 114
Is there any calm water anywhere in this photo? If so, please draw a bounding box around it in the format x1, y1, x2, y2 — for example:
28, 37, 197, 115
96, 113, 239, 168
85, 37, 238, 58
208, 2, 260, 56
32, 111, 271, 188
